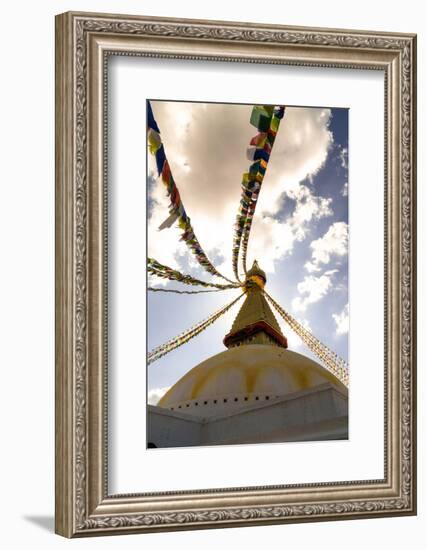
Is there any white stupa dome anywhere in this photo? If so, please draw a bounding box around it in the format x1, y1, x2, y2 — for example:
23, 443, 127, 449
158, 344, 347, 417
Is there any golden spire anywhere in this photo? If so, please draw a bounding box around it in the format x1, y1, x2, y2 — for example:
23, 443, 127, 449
244, 259, 267, 291
223, 261, 287, 349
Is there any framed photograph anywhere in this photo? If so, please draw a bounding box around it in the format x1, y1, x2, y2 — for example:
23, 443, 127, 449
55, 11, 417, 537
145, 98, 350, 450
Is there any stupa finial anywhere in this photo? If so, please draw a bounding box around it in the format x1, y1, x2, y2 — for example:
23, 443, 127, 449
223, 260, 287, 349
245, 260, 267, 289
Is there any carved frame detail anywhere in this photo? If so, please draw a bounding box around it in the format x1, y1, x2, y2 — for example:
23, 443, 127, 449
55, 12, 416, 537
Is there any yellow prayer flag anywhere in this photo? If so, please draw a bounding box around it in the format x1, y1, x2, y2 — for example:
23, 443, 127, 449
148, 128, 162, 154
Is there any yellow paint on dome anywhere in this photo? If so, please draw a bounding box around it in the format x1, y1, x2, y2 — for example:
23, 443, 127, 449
190, 366, 216, 400
158, 344, 347, 408
244, 366, 261, 394
292, 368, 310, 390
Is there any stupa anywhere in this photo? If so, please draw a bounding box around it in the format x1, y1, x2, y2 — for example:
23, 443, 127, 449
147, 261, 348, 448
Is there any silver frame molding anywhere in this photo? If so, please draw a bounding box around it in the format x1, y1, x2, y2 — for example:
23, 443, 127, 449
55, 11, 417, 538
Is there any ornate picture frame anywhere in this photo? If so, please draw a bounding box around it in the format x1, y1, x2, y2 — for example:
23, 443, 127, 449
55, 11, 416, 537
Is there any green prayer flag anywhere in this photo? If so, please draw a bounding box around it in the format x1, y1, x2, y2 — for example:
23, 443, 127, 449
250, 106, 273, 131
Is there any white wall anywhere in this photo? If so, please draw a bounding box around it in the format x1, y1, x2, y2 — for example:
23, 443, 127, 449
0, 1, 424, 548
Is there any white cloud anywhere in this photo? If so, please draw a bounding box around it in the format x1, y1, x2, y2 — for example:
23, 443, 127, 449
292, 270, 337, 312
305, 221, 348, 272
341, 181, 348, 197
292, 222, 348, 312
339, 146, 348, 169
148, 102, 334, 281
148, 386, 170, 405
332, 303, 349, 335
233, 215, 296, 274
283, 184, 333, 241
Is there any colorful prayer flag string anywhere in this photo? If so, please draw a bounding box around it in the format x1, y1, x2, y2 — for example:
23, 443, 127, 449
147, 101, 237, 284
263, 289, 349, 387
148, 292, 245, 365
148, 258, 241, 290
148, 286, 232, 295
231, 105, 285, 280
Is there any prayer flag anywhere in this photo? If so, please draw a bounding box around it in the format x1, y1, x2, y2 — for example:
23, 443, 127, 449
158, 211, 180, 230
147, 128, 162, 154
147, 101, 160, 133
250, 106, 273, 131
250, 132, 267, 146
246, 147, 256, 160
253, 148, 270, 162
270, 116, 280, 133
155, 145, 166, 175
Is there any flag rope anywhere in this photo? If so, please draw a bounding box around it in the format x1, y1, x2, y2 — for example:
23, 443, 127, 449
147, 101, 236, 284
148, 258, 241, 290
148, 286, 232, 294
263, 289, 349, 387
231, 105, 285, 280
148, 293, 244, 365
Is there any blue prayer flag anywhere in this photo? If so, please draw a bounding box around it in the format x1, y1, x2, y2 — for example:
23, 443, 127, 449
147, 101, 160, 133
155, 145, 166, 175
254, 148, 270, 163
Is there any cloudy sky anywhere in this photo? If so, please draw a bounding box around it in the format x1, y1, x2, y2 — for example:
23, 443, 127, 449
147, 100, 348, 404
